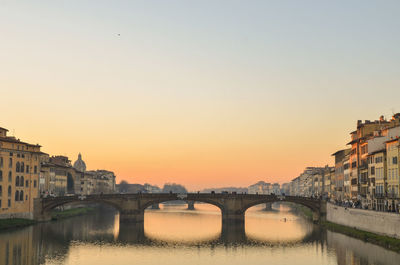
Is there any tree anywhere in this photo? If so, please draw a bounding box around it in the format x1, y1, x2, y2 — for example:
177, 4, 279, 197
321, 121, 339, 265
162, 183, 187, 193
119, 180, 130, 193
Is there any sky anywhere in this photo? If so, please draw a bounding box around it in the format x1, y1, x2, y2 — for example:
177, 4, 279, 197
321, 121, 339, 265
1, 1, 400, 190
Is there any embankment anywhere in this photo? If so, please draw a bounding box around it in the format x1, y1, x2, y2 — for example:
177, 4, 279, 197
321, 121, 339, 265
326, 203, 400, 239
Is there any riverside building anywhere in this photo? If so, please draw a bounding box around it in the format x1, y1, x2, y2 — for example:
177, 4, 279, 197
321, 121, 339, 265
0, 127, 44, 219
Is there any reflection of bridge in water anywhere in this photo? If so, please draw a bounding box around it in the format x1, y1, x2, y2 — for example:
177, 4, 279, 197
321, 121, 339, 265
35, 193, 326, 231
117, 221, 325, 246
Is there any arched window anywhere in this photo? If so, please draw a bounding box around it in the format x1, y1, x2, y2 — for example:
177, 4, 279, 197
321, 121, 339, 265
15, 190, 19, 201
20, 176, 24, 187
9, 158, 12, 168
26, 165, 29, 173
16, 162, 20, 172
8, 171, 12, 182
16, 176, 19, 187
20, 190, 24, 201
8, 186, 11, 197
21, 162, 24, 173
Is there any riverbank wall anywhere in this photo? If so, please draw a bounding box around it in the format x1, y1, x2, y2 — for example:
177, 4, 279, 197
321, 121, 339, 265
326, 203, 400, 239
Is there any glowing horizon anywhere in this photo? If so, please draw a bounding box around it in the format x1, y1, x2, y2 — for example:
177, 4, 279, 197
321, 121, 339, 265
1, 1, 400, 190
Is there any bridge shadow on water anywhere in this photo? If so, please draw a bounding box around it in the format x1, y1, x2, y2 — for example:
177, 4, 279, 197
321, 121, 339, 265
116, 221, 324, 247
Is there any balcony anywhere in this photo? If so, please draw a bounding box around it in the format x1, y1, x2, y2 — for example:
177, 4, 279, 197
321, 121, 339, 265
387, 193, 399, 199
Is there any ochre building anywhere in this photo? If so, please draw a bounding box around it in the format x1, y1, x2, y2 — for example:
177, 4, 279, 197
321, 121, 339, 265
0, 127, 44, 219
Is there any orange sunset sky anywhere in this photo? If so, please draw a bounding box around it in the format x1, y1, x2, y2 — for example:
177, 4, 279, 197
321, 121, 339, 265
1, 1, 400, 190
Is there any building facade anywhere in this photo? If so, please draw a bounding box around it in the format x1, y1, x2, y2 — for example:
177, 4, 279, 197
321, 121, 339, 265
0, 127, 44, 219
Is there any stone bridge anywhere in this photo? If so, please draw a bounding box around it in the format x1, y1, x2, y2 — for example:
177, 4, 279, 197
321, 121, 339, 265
34, 193, 326, 225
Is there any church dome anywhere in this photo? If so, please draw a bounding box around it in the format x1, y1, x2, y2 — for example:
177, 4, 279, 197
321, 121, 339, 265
73, 153, 86, 172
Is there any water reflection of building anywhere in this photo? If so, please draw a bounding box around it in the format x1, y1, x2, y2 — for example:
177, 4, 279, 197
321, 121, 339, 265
0, 226, 43, 265
326, 230, 400, 265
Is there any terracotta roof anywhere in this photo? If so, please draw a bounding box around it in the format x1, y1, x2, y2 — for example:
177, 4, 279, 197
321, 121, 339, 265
0, 136, 27, 144
331, 149, 346, 156
385, 137, 399, 144
367, 149, 385, 156
0, 136, 42, 147
346, 139, 358, 145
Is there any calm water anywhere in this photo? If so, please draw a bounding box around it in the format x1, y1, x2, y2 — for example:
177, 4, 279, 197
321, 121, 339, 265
0, 203, 399, 265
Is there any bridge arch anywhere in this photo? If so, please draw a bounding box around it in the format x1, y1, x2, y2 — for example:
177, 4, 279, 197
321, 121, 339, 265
38, 196, 124, 220
140, 198, 224, 213
240, 196, 323, 222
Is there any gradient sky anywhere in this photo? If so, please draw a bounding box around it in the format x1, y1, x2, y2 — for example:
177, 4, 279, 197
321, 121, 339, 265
1, 1, 400, 190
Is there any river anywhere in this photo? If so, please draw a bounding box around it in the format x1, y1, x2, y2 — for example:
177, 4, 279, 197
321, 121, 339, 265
0, 203, 399, 265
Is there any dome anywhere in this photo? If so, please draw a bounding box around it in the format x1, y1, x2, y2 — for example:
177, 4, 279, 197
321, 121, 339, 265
73, 153, 86, 172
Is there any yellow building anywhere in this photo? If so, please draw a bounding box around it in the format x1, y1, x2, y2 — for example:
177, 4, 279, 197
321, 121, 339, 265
0, 127, 44, 219
386, 138, 399, 212
368, 150, 386, 211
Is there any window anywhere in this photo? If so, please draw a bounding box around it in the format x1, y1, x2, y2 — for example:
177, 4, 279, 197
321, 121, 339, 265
0, 185, 2, 196
0, 170, 2, 182
370, 166, 375, 175
34, 166, 37, 174
9, 158, 12, 168
8, 199, 10, 207
20, 176, 24, 187
393, 157, 398, 165
19, 191, 23, 201
21, 162, 24, 173
26, 165, 29, 173
15, 191, 19, 201
361, 145, 368, 154
351, 161, 357, 168
0, 157, 3, 168
8, 171, 12, 182
25, 180, 29, 187
16, 162, 20, 172
0, 199, 1, 208
34, 180, 37, 188
25, 195, 28, 201
15, 176, 19, 186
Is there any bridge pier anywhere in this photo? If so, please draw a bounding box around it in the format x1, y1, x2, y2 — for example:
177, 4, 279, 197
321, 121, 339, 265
221, 222, 246, 243
263, 202, 272, 211
118, 222, 145, 243
151, 203, 160, 209
187, 201, 195, 210
120, 211, 144, 223
34, 211, 52, 222
33, 199, 52, 221
222, 212, 245, 226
